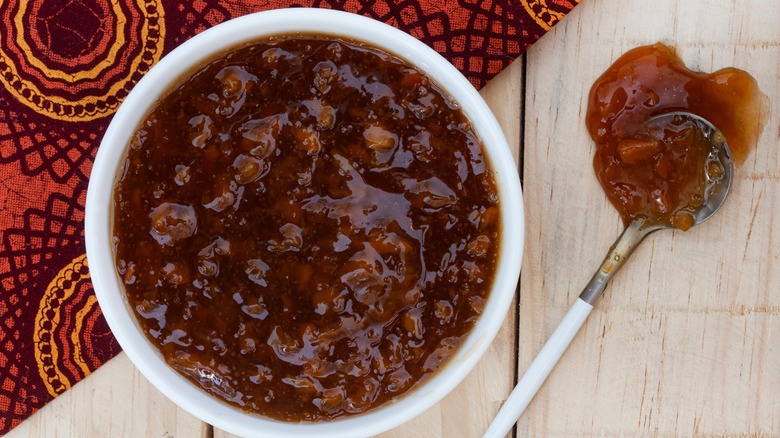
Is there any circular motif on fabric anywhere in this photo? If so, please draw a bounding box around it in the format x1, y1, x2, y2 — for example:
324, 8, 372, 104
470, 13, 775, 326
34, 254, 117, 397
519, 0, 578, 31
0, 0, 165, 121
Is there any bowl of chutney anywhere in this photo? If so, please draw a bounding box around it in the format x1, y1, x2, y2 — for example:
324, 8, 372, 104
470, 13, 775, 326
85, 8, 524, 437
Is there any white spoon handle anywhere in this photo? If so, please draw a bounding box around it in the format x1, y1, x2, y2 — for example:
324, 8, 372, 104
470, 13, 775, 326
485, 220, 660, 437
483, 298, 593, 438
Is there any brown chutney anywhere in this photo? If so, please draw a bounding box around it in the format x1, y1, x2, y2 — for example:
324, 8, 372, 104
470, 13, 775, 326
113, 36, 501, 421
586, 44, 767, 230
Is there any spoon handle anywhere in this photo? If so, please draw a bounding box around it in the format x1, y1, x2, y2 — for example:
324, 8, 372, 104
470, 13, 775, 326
483, 297, 592, 438
580, 218, 661, 304
484, 218, 660, 438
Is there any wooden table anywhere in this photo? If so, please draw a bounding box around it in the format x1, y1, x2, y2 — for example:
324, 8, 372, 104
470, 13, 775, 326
11, 0, 779, 436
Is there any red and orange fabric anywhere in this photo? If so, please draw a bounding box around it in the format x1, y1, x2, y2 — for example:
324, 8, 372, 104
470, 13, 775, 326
0, 0, 577, 433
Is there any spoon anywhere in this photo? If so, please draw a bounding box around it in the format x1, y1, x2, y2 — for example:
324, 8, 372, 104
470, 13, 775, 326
484, 112, 733, 438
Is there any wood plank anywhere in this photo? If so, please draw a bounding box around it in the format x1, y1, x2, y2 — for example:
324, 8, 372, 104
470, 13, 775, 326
213, 56, 526, 438
518, 0, 780, 436
6, 353, 209, 437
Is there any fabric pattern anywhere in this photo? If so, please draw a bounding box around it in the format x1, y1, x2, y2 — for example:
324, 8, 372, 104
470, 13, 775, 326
0, 0, 577, 433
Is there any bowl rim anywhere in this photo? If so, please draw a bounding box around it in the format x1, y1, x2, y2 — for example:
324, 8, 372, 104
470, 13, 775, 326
85, 7, 524, 438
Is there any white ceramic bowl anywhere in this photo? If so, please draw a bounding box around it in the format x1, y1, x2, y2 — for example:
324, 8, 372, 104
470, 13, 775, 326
85, 8, 524, 438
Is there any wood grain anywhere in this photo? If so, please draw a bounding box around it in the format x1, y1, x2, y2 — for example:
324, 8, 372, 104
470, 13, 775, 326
518, 0, 780, 436
7, 353, 208, 437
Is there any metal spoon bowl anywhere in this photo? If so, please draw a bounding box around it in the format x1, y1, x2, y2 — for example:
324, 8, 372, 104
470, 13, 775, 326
581, 111, 733, 303
653, 112, 733, 225
484, 111, 733, 438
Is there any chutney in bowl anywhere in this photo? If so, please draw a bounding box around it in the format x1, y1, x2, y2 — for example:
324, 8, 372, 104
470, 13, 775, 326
86, 8, 523, 438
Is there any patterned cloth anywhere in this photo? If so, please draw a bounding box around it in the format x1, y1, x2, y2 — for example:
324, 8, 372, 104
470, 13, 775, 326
0, 0, 577, 433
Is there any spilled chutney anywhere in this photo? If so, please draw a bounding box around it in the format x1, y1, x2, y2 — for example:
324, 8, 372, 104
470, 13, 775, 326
586, 44, 767, 229
113, 36, 501, 421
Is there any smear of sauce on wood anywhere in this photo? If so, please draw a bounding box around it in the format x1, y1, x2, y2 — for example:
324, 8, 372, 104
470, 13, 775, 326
586, 43, 768, 228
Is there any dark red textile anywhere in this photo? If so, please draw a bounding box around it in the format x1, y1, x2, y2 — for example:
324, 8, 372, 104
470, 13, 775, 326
0, 0, 576, 432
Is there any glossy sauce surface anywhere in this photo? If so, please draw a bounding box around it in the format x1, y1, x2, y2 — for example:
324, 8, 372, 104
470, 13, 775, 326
586, 44, 767, 228
113, 37, 500, 421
